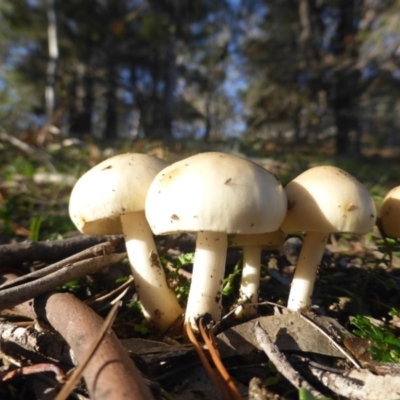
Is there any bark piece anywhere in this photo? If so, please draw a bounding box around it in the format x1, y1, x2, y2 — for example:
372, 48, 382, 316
16, 293, 153, 400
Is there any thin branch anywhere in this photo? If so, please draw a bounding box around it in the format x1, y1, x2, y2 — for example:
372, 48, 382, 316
2, 363, 66, 384
0, 240, 120, 290
85, 276, 134, 307
0, 235, 122, 268
0, 126, 57, 173
0, 252, 127, 310
158, 233, 187, 256
308, 365, 366, 400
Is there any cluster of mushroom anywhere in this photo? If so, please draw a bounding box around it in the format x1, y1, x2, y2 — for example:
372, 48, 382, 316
69, 151, 380, 333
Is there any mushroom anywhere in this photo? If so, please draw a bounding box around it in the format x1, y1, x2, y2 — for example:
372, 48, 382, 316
281, 165, 376, 311
69, 153, 183, 332
230, 230, 286, 317
145, 152, 287, 329
379, 186, 400, 238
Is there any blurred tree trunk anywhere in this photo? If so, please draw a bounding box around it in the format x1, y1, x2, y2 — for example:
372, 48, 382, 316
161, 8, 177, 142
203, 93, 212, 142
68, 63, 93, 137
334, 106, 361, 156
45, 0, 58, 121
104, 60, 118, 139
331, 0, 361, 155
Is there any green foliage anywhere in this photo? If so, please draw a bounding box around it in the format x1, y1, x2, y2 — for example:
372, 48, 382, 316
57, 277, 90, 294
134, 319, 151, 335
389, 308, 400, 318
128, 301, 151, 335
128, 300, 143, 313
351, 314, 400, 363
163, 253, 194, 302
298, 388, 332, 400
41, 215, 76, 237
177, 252, 195, 266
263, 360, 280, 387
222, 259, 242, 297
115, 276, 131, 284
376, 237, 400, 262
4, 156, 36, 180
0, 200, 14, 236
29, 216, 42, 242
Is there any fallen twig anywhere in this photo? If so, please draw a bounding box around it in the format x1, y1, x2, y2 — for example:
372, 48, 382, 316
85, 276, 134, 308
307, 365, 367, 400
158, 233, 187, 256
0, 234, 122, 268
0, 126, 57, 173
1, 363, 66, 383
0, 252, 127, 310
165, 261, 192, 280
254, 321, 324, 398
0, 240, 120, 290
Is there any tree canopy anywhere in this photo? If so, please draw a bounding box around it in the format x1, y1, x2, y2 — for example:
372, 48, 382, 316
1, 0, 399, 155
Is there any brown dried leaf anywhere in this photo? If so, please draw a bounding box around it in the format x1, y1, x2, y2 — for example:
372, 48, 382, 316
216, 313, 354, 359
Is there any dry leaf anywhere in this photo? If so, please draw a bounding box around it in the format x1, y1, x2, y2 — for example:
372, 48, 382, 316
216, 313, 354, 358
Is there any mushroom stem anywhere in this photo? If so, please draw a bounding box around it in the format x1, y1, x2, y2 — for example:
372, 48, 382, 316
185, 231, 228, 329
287, 232, 329, 311
234, 245, 262, 317
120, 212, 183, 332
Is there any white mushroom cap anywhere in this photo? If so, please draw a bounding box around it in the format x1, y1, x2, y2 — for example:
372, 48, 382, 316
69, 153, 168, 235
379, 185, 400, 238
146, 152, 287, 329
281, 165, 376, 234
145, 152, 287, 235
68, 153, 183, 333
282, 166, 376, 311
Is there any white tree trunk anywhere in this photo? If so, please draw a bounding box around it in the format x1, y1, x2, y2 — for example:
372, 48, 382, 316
46, 0, 59, 121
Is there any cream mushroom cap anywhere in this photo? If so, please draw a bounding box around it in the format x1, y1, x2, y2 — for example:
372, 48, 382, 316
379, 186, 400, 238
145, 152, 287, 329
69, 153, 168, 235
68, 153, 183, 333
281, 165, 376, 311
145, 152, 287, 235
281, 165, 376, 234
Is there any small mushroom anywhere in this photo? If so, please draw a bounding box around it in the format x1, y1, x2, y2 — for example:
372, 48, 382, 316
145, 152, 287, 329
378, 185, 400, 238
281, 165, 376, 311
69, 153, 183, 332
230, 230, 286, 317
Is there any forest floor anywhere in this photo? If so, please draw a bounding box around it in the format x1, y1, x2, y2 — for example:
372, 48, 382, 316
0, 135, 400, 399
